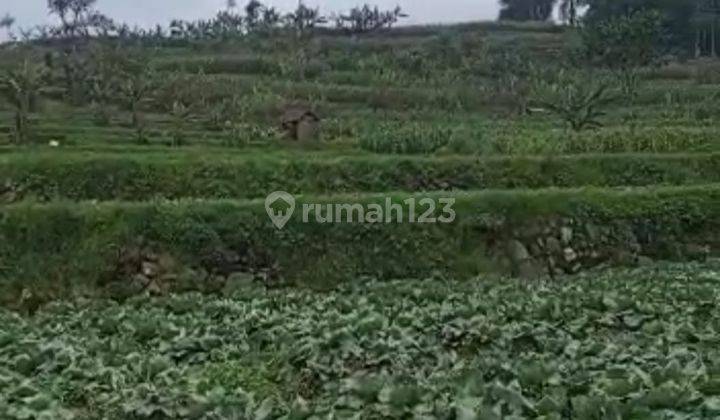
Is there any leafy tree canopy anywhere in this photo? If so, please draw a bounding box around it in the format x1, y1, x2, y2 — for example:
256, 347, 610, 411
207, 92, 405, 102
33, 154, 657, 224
499, 0, 556, 22
582, 0, 697, 54
581, 9, 665, 70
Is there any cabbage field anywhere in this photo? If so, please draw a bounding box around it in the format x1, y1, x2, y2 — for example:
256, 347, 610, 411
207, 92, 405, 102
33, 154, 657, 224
2, 263, 720, 419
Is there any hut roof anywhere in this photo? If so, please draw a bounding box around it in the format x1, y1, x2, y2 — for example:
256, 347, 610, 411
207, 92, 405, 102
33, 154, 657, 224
281, 108, 319, 124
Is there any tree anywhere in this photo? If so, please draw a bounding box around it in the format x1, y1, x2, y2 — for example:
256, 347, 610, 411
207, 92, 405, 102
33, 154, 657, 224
0, 61, 49, 144
46, 0, 114, 108
581, 10, 664, 99
531, 70, 616, 131
117, 56, 157, 144
87, 43, 124, 125
335, 5, 408, 34
243, 0, 281, 34
559, 0, 585, 26
582, 10, 665, 68
245, 0, 263, 29
57, 47, 90, 105
486, 46, 534, 115
499, 0, 557, 21
0, 13, 14, 40
157, 72, 199, 146
284, 2, 326, 37
47, 0, 112, 38
695, 0, 720, 57
582, 0, 696, 55
261, 7, 282, 30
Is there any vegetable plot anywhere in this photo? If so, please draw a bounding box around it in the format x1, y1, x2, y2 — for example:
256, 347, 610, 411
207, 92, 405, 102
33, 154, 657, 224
1, 263, 720, 418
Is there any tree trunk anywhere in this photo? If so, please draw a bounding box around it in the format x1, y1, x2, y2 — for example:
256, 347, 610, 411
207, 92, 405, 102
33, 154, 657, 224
15, 94, 30, 144
713, 17, 717, 57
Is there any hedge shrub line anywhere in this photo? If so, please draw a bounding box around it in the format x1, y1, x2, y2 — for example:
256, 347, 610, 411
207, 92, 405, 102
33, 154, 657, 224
2, 152, 720, 202
1, 185, 720, 305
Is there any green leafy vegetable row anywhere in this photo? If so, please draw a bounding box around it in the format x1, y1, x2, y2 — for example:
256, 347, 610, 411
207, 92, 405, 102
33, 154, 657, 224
2, 263, 720, 418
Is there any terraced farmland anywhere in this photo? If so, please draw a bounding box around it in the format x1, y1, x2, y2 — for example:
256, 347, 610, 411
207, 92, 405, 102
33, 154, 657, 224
2, 10, 720, 419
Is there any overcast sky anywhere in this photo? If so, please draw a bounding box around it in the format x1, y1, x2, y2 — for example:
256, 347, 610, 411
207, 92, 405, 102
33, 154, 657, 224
3, 1, 500, 34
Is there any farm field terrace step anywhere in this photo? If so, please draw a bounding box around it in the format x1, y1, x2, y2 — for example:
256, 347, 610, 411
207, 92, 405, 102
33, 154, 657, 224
2, 184, 720, 305
3, 152, 720, 202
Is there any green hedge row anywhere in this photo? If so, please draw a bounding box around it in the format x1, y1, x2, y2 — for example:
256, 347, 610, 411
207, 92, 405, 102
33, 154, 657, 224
2, 152, 720, 202
1, 185, 719, 305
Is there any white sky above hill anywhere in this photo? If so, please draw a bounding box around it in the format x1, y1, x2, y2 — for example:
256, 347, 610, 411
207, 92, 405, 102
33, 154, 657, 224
2, 0, 500, 39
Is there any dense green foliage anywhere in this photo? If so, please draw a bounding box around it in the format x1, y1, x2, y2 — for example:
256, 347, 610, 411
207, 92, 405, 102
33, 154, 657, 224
3, 151, 720, 201
499, 0, 556, 22
582, 0, 698, 55
0, 60, 49, 144
581, 10, 664, 71
2, 264, 720, 418
2, 184, 720, 303
499, 0, 712, 57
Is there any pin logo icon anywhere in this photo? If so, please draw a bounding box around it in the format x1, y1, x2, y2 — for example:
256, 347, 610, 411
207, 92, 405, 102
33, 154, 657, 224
265, 191, 295, 230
